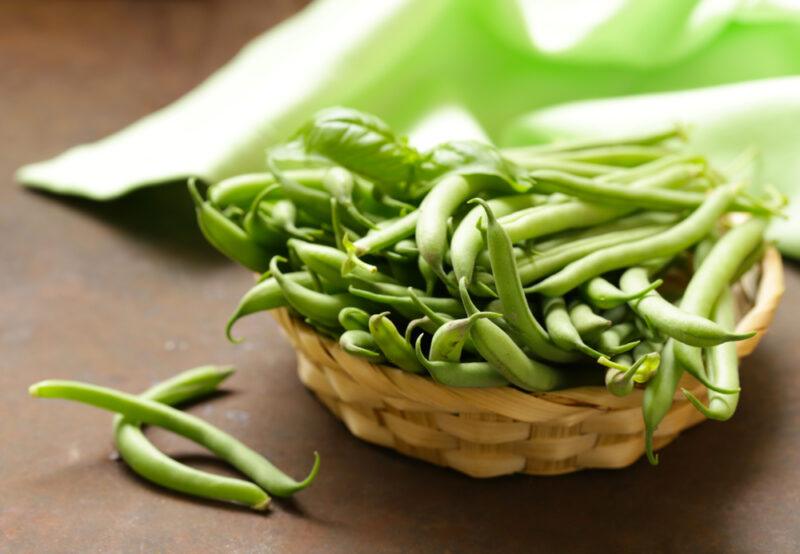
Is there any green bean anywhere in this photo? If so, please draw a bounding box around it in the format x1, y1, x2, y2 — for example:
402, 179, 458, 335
568, 301, 612, 341
473, 198, 577, 363
530, 169, 769, 214
673, 218, 766, 389
682, 288, 740, 420
510, 158, 619, 176
30, 380, 320, 497
533, 211, 679, 252
322, 167, 378, 230
113, 366, 270, 510
455, 167, 691, 285
596, 322, 640, 356
351, 210, 419, 256
225, 271, 314, 342
348, 286, 465, 319
339, 329, 384, 362
541, 145, 672, 166
501, 126, 683, 158
267, 156, 331, 220
581, 276, 664, 310
188, 181, 272, 272
527, 183, 742, 296
271, 257, 373, 329
414, 336, 509, 388
367, 312, 423, 373
542, 297, 604, 359
428, 312, 501, 362
602, 353, 660, 397
458, 278, 599, 391
450, 193, 545, 284
597, 155, 702, 184
241, 186, 287, 250
642, 339, 680, 464
417, 174, 527, 280
338, 307, 371, 331
620, 267, 754, 347
288, 239, 394, 289
208, 169, 328, 210
268, 199, 325, 241
519, 225, 668, 287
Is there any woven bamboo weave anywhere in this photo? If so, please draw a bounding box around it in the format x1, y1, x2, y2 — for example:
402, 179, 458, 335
272, 248, 784, 477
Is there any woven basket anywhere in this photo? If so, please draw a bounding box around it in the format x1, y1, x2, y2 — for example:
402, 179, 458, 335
272, 247, 784, 477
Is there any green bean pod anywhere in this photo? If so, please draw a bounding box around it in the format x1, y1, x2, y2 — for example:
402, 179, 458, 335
428, 311, 501, 362
472, 198, 577, 363
414, 336, 509, 388
348, 286, 465, 319
542, 297, 605, 359
189, 181, 272, 272
209, 169, 328, 210
527, 182, 742, 296
339, 329, 384, 362
30, 380, 320, 497
338, 307, 371, 331
114, 366, 270, 510
458, 278, 599, 392
643, 339, 680, 464
596, 322, 640, 356
322, 167, 378, 230
450, 193, 545, 285
367, 312, 423, 373
620, 267, 754, 347
353, 211, 419, 255
267, 155, 331, 220
581, 276, 664, 310
541, 145, 671, 166
225, 271, 314, 342
569, 301, 612, 341
681, 288, 741, 421
271, 257, 373, 329
417, 174, 527, 280
673, 218, 766, 390
289, 239, 395, 289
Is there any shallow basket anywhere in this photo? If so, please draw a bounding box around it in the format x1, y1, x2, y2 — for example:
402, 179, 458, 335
272, 248, 784, 477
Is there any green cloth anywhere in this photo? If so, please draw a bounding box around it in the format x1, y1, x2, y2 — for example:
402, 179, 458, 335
17, 0, 800, 256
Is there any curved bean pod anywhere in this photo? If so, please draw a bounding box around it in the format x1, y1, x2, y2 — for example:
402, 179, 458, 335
458, 278, 599, 392
348, 286, 465, 319
368, 312, 424, 373
581, 276, 663, 310
338, 307, 371, 331
114, 366, 270, 510
271, 257, 373, 329
542, 297, 605, 359
414, 336, 509, 388
339, 330, 384, 362
189, 181, 272, 272
620, 267, 754, 347
681, 288, 740, 421
673, 218, 767, 389
473, 198, 577, 363
30, 381, 320, 497
568, 301, 612, 341
226, 271, 314, 343
450, 193, 545, 284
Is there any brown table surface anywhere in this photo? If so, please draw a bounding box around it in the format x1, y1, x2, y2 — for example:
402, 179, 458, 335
3, 2, 800, 552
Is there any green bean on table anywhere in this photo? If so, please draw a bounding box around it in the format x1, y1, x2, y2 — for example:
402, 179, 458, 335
30, 380, 320, 497
113, 366, 271, 510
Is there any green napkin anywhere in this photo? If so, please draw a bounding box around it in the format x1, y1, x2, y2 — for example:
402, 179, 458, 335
17, 0, 800, 256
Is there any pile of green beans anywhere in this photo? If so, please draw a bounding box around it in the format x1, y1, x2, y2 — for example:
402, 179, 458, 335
30, 366, 319, 509
195, 107, 779, 465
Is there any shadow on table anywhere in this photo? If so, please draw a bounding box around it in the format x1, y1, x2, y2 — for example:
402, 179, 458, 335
34, 180, 229, 271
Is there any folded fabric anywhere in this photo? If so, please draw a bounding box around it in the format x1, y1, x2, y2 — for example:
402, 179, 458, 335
17, 0, 800, 256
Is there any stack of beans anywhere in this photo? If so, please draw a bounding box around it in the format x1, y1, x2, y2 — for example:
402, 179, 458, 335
192, 107, 780, 463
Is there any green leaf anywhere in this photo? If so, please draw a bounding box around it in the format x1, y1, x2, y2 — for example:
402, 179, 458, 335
300, 107, 420, 196
419, 140, 528, 191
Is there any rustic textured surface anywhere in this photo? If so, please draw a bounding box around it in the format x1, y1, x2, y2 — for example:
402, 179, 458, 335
1, 1, 799, 552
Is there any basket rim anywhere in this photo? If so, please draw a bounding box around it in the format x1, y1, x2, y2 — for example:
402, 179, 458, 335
274, 247, 784, 418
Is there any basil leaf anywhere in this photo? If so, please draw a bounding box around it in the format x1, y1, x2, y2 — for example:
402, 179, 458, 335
419, 140, 528, 191
300, 107, 420, 196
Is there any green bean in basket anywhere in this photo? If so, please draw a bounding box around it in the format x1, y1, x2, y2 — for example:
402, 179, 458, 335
197, 107, 776, 465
